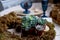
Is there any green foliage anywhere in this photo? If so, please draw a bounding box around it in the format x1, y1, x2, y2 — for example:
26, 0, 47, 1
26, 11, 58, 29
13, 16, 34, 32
21, 15, 47, 31
38, 18, 47, 25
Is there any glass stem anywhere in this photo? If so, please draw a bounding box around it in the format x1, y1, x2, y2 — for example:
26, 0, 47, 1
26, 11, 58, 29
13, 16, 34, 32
25, 9, 28, 13
43, 11, 45, 16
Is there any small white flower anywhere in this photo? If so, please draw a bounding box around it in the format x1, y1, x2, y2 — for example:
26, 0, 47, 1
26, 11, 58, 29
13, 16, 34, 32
36, 25, 44, 31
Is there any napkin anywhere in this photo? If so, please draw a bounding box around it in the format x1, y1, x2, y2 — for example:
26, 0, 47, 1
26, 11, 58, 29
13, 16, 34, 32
1, 0, 21, 10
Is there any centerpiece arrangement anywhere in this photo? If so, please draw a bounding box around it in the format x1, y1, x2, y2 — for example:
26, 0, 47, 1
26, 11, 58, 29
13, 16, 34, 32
50, 4, 60, 25
20, 15, 46, 36
0, 0, 56, 40
0, 12, 56, 40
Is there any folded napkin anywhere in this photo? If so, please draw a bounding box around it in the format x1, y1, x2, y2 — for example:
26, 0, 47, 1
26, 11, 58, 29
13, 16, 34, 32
0, 0, 21, 10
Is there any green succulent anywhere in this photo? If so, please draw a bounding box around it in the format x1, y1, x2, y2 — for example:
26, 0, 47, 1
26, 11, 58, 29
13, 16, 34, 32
38, 18, 47, 25
21, 15, 37, 30
21, 15, 47, 31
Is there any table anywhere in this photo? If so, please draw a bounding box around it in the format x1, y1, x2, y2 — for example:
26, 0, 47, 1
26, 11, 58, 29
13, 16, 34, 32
0, 3, 43, 16
0, 3, 60, 40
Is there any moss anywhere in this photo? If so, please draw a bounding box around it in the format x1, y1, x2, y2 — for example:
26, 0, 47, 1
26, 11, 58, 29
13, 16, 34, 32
0, 12, 56, 40
21, 22, 56, 40
0, 31, 21, 40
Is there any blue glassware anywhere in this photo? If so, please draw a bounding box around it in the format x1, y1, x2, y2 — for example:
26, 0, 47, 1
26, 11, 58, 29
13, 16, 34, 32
20, 0, 32, 14
41, 0, 48, 17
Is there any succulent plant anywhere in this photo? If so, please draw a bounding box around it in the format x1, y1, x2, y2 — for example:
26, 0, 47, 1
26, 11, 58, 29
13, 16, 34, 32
38, 18, 47, 25
21, 15, 47, 31
21, 15, 37, 31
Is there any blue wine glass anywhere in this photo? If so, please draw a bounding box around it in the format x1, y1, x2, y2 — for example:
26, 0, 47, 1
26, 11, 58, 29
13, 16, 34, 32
41, 0, 48, 17
20, 0, 32, 14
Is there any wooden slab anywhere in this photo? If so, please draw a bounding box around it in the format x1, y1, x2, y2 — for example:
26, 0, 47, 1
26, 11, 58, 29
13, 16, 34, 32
15, 8, 43, 16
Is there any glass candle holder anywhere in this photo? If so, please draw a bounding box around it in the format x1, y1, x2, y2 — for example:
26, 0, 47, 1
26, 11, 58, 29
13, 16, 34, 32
20, 0, 32, 14
41, 0, 48, 17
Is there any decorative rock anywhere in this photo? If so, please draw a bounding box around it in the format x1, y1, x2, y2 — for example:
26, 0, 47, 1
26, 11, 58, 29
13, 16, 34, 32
36, 25, 45, 31
44, 25, 49, 31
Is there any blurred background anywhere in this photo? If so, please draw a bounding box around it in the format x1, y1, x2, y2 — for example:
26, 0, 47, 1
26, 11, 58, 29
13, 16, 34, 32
0, 0, 60, 11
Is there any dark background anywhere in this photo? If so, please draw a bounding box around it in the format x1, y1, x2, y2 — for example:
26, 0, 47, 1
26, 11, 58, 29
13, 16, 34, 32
33, 0, 60, 4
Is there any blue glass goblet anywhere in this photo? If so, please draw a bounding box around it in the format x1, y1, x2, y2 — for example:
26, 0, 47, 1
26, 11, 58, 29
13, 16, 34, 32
41, 0, 48, 17
20, 1, 32, 14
